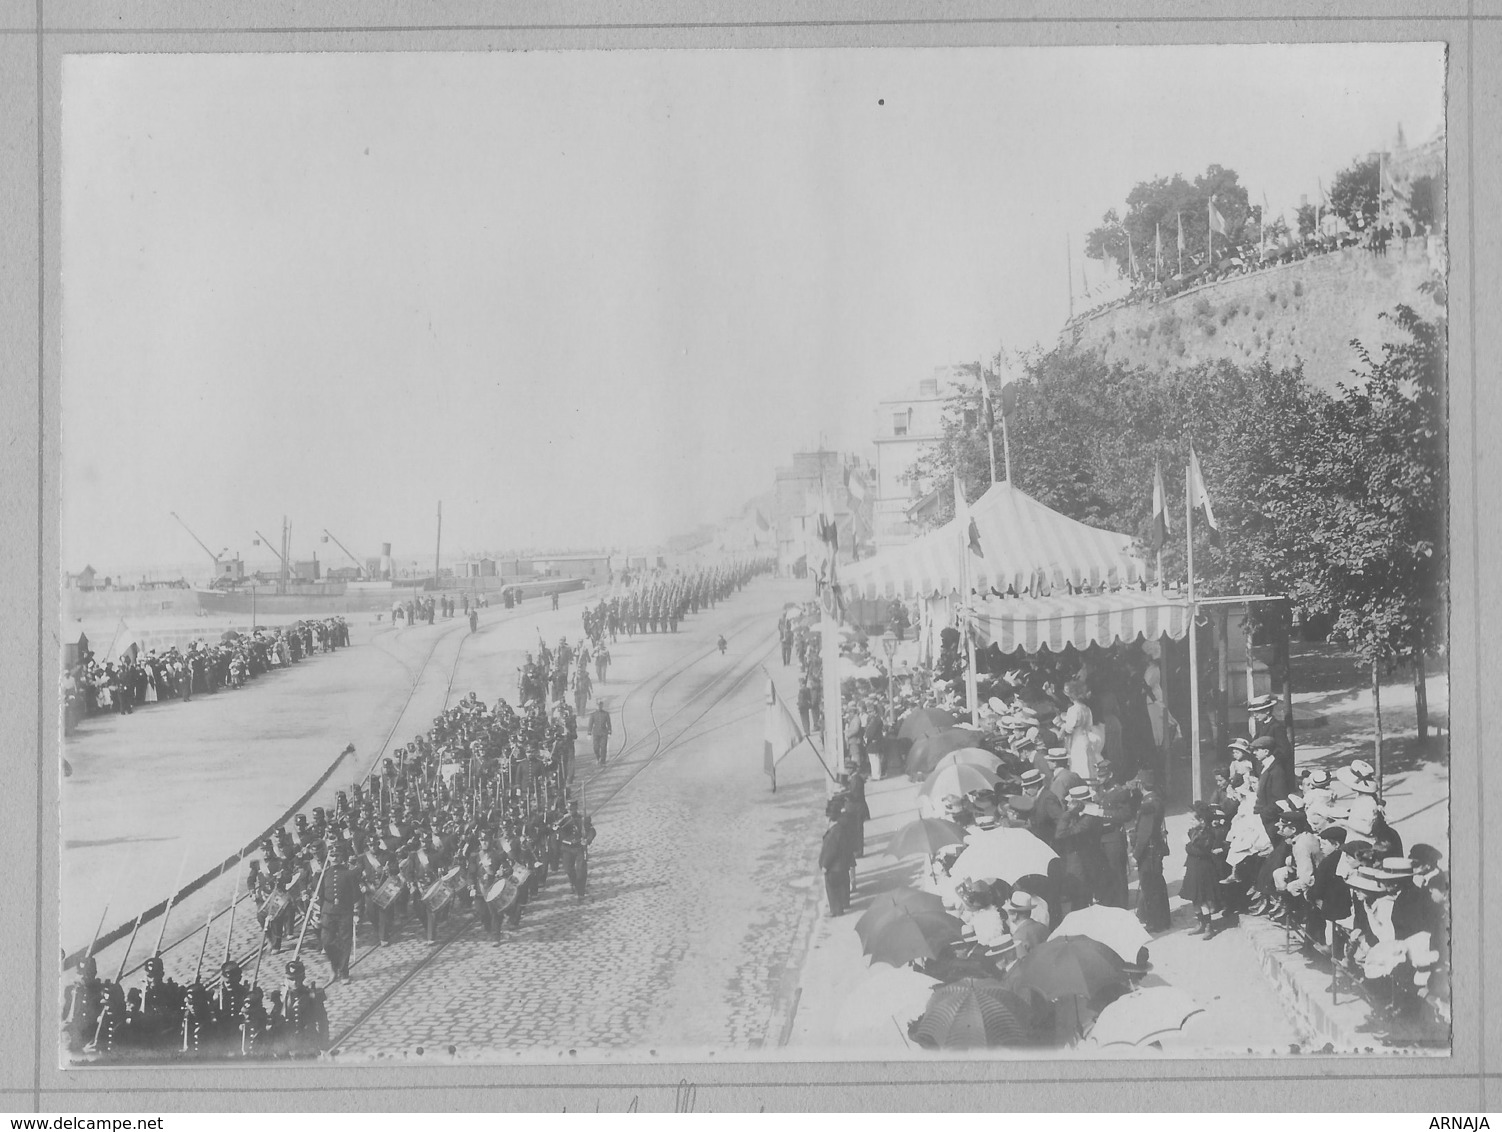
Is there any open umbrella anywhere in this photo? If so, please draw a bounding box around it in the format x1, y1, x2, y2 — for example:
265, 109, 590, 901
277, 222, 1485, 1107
932, 748, 1003, 775
886, 818, 969, 860
1086, 986, 1204, 1048
907, 727, 988, 775
1003, 936, 1130, 1004
855, 885, 948, 935
951, 827, 1058, 885
919, 762, 1000, 803
897, 707, 958, 743
1053, 907, 1154, 966
856, 905, 965, 968
912, 979, 1042, 1049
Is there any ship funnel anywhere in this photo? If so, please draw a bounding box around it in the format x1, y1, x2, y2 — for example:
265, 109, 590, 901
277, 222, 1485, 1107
380, 542, 393, 580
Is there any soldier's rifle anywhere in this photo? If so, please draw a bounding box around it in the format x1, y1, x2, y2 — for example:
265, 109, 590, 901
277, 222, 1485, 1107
84, 903, 109, 966
222, 871, 239, 965
192, 902, 213, 986
292, 852, 333, 964
113, 910, 145, 985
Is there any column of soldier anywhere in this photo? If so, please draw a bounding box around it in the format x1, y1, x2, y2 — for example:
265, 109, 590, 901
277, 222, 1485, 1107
576, 557, 771, 646
64, 556, 775, 1062
65, 688, 597, 1061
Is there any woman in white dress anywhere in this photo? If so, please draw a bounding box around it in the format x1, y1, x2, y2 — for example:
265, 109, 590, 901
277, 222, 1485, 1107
1058, 679, 1096, 779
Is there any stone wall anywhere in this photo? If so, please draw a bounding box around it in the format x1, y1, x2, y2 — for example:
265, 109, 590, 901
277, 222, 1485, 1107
1066, 238, 1445, 392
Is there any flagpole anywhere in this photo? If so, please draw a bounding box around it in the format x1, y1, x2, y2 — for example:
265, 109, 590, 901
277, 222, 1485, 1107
1186, 465, 1202, 804
956, 481, 980, 728
982, 365, 998, 485
1207, 198, 1213, 267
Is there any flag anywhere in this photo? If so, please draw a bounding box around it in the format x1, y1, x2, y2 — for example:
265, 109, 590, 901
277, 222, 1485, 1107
1187, 444, 1221, 545
763, 678, 804, 788
953, 474, 983, 559
1177, 211, 1185, 252
1208, 196, 1228, 237
252, 538, 260, 546
320, 535, 329, 543
754, 508, 770, 532
844, 469, 867, 503
1151, 457, 1172, 552
1127, 231, 1138, 279
979, 374, 996, 433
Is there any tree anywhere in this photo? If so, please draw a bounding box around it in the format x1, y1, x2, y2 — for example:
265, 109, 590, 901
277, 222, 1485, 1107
1295, 203, 1318, 240
1294, 305, 1447, 748
1407, 172, 1443, 233
1329, 156, 1380, 231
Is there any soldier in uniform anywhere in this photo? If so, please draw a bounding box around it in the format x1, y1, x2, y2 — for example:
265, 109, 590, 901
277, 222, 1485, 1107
588, 699, 612, 766
180, 976, 215, 1056
61, 956, 104, 1054
317, 843, 360, 983
139, 954, 181, 1046
280, 960, 326, 1056
555, 801, 596, 897
212, 960, 250, 1054
239, 986, 271, 1058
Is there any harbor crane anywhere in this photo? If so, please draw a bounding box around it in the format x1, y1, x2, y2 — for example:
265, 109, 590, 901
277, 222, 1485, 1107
168, 511, 228, 570
322, 528, 367, 580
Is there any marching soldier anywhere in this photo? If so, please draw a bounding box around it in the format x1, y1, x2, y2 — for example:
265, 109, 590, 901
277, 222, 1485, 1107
318, 843, 361, 984
212, 961, 250, 1053
589, 699, 612, 766
555, 801, 596, 898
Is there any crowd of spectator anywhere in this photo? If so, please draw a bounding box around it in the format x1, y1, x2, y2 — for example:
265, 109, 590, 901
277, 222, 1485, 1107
62, 618, 349, 732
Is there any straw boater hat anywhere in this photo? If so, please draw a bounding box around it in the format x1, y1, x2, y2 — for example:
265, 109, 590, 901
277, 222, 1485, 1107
1367, 857, 1415, 881
1346, 869, 1387, 895
1045, 747, 1070, 764
1247, 694, 1278, 714
1302, 767, 1332, 788
1019, 769, 1046, 789
1066, 785, 1093, 803
1006, 891, 1035, 915
1349, 776, 1379, 796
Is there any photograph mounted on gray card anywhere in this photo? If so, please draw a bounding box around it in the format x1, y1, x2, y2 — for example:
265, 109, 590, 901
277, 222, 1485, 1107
56, 42, 1448, 1065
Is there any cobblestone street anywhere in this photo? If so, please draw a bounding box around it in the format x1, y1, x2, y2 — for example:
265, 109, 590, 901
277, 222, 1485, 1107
69, 578, 831, 1062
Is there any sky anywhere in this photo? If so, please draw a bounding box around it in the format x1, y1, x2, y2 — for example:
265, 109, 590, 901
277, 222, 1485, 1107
61, 44, 1444, 575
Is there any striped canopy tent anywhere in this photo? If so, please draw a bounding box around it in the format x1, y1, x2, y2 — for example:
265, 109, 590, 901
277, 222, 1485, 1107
967, 590, 1191, 655
842, 482, 1149, 601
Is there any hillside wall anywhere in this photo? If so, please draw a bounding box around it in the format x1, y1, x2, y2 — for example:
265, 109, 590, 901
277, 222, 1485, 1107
1065, 237, 1445, 391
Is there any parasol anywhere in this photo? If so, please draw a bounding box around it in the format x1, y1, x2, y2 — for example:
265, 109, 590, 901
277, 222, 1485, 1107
918, 763, 1000, 803
907, 728, 988, 775
1003, 936, 1130, 1003
885, 818, 969, 860
1086, 986, 1205, 1048
951, 827, 1058, 885
855, 885, 949, 935
912, 979, 1042, 1050
1053, 907, 1154, 966
931, 748, 1003, 776
856, 905, 966, 968
897, 707, 958, 743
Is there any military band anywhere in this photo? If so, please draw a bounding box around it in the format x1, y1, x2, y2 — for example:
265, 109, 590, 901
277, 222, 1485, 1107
63, 556, 772, 1062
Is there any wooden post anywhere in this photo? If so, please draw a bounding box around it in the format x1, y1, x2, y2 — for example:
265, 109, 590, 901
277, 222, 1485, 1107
1372, 657, 1384, 805
1186, 467, 1202, 804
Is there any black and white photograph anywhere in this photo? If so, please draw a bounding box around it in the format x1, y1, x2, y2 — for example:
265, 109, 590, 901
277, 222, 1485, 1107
56, 42, 1450, 1067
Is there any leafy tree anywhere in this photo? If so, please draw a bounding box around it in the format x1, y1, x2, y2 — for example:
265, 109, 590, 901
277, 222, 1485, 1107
1293, 305, 1447, 741
1083, 165, 1255, 281
1329, 155, 1380, 231
1407, 172, 1442, 232
1295, 203, 1318, 239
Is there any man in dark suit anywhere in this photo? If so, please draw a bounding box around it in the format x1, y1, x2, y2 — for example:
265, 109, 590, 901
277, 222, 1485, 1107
820, 806, 855, 916
1252, 742, 1290, 841
1018, 769, 1063, 847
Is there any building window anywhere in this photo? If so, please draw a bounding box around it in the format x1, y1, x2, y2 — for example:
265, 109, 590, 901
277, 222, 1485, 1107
892, 412, 909, 437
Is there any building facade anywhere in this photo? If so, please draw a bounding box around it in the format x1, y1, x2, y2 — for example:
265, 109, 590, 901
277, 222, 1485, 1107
871, 367, 962, 549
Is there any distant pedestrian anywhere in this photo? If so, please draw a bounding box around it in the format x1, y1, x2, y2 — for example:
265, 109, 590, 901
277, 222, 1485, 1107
552, 592, 560, 611
716, 634, 727, 655
469, 610, 478, 634
588, 699, 612, 766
